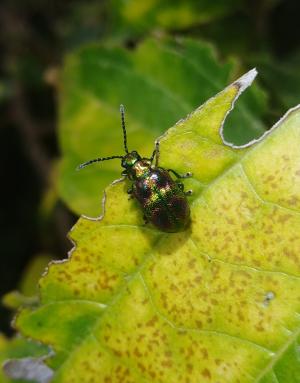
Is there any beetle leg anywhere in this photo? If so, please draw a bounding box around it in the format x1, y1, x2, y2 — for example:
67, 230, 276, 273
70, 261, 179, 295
147, 149, 156, 163
143, 214, 149, 224
142, 141, 159, 166
148, 141, 160, 167
177, 182, 192, 196
154, 141, 160, 167
121, 170, 127, 177
127, 186, 134, 200
168, 169, 193, 179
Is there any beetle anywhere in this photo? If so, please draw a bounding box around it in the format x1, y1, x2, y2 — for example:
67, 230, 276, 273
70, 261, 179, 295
77, 105, 192, 232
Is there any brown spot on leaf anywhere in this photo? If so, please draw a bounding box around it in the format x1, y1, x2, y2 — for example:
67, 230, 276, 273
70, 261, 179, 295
202, 368, 212, 379
201, 348, 209, 359
134, 347, 142, 358
186, 363, 193, 372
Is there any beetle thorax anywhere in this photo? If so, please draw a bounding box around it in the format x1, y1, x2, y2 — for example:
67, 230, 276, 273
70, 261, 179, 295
130, 160, 151, 179
121, 150, 151, 180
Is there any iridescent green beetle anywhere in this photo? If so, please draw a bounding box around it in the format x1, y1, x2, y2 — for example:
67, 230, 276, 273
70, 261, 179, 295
77, 105, 192, 232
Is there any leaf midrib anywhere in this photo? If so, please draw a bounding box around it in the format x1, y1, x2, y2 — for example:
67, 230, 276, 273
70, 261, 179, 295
253, 326, 300, 383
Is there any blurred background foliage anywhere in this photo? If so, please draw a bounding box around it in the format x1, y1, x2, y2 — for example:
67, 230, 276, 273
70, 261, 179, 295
1, 0, 299, 339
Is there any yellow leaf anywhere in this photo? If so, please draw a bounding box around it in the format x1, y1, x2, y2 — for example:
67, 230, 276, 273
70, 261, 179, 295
14, 70, 300, 382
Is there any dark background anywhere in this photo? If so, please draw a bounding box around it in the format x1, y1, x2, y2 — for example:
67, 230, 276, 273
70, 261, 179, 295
1, 0, 299, 334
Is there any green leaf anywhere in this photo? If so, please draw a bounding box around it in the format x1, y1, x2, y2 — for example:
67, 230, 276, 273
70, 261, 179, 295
13, 70, 300, 382
58, 37, 267, 216
254, 52, 300, 114
0, 254, 52, 381
2, 254, 52, 311
109, 0, 242, 37
19, 255, 53, 298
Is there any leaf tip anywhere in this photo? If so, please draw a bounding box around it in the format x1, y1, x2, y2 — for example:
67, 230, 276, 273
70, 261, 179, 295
219, 68, 259, 149
234, 68, 257, 93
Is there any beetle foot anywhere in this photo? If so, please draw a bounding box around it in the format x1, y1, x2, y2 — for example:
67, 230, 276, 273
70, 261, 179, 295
127, 189, 134, 200
181, 171, 193, 178
185, 190, 193, 196
168, 169, 192, 179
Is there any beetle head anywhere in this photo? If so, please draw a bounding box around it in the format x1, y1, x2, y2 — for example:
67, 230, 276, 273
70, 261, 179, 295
121, 150, 141, 169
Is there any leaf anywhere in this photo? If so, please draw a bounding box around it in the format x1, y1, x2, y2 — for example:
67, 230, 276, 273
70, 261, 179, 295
253, 52, 300, 114
58, 37, 267, 216
2, 254, 52, 311
19, 255, 53, 298
13, 70, 300, 382
0, 334, 50, 383
109, 0, 241, 37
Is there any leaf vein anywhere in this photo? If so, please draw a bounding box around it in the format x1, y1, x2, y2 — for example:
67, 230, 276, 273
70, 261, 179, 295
139, 272, 273, 356
254, 326, 300, 382
240, 163, 300, 217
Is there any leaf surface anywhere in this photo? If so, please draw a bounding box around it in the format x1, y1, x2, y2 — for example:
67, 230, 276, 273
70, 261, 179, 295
109, 0, 241, 37
15, 70, 300, 382
253, 52, 300, 113
2, 254, 52, 311
58, 37, 267, 216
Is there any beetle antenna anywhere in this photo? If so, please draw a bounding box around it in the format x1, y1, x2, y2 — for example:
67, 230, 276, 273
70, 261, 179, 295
77, 155, 123, 170
120, 104, 129, 154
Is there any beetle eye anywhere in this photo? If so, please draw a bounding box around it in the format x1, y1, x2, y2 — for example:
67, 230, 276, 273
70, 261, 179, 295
133, 150, 141, 159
